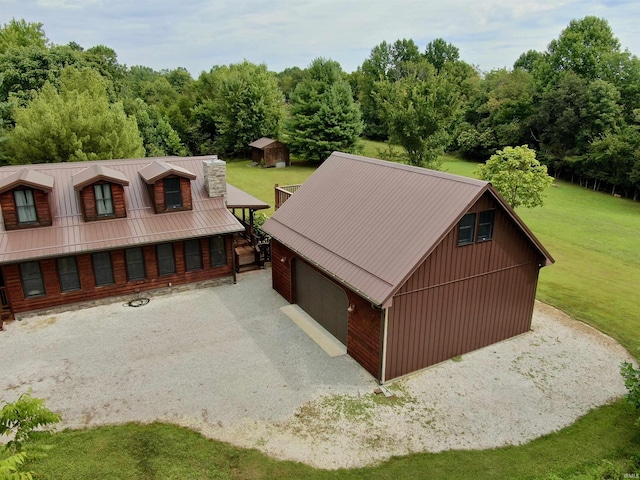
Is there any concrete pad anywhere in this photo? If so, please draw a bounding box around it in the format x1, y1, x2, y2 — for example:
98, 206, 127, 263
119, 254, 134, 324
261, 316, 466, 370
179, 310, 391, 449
279, 304, 347, 358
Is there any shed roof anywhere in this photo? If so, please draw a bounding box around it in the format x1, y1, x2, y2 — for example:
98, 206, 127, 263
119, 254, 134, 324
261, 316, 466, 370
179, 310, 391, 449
248, 137, 282, 149
263, 152, 553, 307
72, 164, 130, 190
138, 159, 197, 184
0, 168, 54, 194
226, 184, 270, 210
0, 156, 245, 263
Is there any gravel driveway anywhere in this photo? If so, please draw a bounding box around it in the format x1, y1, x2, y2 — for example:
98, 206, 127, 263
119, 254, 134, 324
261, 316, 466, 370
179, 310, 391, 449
0, 268, 633, 469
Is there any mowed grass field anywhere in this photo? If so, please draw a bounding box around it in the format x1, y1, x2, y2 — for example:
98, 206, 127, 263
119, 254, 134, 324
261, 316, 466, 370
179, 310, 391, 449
14, 141, 640, 478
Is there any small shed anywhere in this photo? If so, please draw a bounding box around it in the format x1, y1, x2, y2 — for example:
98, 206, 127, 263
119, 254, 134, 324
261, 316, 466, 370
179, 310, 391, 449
249, 137, 290, 168
263, 152, 554, 383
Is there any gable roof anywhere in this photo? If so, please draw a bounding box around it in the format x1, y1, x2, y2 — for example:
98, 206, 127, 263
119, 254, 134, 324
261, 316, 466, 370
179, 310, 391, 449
0, 168, 54, 194
72, 164, 130, 190
0, 156, 244, 263
248, 137, 281, 149
138, 159, 197, 184
263, 152, 553, 308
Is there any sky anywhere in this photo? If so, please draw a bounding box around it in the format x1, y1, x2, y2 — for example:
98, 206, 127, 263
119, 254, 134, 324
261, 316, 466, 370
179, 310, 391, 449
1, 0, 639, 76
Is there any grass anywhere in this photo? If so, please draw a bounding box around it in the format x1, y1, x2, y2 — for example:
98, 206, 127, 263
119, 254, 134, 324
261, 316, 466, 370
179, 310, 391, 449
17, 400, 640, 479
13, 140, 640, 478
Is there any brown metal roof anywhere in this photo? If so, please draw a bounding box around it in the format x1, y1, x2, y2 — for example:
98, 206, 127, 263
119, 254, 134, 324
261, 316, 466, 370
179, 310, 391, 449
263, 152, 553, 307
72, 164, 130, 190
138, 159, 197, 184
0, 168, 54, 193
248, 137, 279, 149
226, 184, 270, 210
0, 156, 245, 263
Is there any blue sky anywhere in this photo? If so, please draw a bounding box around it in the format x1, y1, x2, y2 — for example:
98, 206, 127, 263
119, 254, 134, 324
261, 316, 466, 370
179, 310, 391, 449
1, 0, 638, 76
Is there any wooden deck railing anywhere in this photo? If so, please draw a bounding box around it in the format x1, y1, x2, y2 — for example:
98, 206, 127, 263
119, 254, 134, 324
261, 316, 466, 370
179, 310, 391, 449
274, 184, 301, 209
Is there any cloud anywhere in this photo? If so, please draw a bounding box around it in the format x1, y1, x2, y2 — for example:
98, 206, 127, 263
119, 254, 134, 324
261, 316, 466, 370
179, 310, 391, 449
2, 0, 638, 75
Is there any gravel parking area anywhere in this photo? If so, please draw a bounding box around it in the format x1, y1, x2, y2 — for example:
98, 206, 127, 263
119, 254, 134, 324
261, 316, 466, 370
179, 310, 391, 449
0, 269, 633, 469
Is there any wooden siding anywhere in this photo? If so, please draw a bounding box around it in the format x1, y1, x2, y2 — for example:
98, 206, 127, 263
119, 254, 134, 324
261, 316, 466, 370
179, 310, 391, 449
151, 176, 193, 213
80, 183, 127, 221
271, 239, 383, 380
0, 188, 52, 230
1, 235, 233, 315
385, 193, 545, 380
271, 240, 293, 303
346, 289, 383, 380
251, 141, 289, 167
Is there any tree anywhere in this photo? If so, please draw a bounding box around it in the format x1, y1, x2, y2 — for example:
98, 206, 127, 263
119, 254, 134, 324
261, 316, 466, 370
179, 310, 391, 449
7, 67, 144, 163
547, 16, 621, 82
621, 359, 640, 426
0, 18, 48, 54
477, 145, 553, 208
356, 39, 421, 139
285, 58, 363, 161
0, 392, 61, 480
207, 61, 285, 155
0, 392, 61, 454
424, 38, 460, 73
125, 98, 187, 157
377, 59, 461, 169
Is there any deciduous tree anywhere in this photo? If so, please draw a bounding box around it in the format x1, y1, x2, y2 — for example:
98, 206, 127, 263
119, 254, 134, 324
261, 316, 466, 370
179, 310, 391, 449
477, 145, 553, 208
377, 59, 461, 169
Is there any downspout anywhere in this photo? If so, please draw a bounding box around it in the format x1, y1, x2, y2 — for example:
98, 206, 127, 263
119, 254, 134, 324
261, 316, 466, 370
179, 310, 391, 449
380, 307, 389, 384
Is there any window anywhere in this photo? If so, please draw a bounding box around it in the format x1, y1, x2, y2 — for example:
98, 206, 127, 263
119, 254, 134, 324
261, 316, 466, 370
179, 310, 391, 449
20, 261, 45, 297
57, 257, 80, 292
210, 236, 227, 267
457, 212, 476, 246
184, 239, 202, 271
164, 177, 182, 209
125, 247, 145, 281
477, 209, 495, 242
94, 184, 114, 216
92, 252, 114, 286
14, 189, 37, 224
157, 243, 175, 276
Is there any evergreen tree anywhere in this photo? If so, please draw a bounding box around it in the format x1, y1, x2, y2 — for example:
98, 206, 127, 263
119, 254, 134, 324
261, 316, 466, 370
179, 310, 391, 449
285, 58, 363, 162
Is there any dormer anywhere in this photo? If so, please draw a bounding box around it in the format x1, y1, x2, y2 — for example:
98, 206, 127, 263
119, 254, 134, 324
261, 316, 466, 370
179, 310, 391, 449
0, 168, 54, 230
138, 160, 196, 213
72, 164, 129, 222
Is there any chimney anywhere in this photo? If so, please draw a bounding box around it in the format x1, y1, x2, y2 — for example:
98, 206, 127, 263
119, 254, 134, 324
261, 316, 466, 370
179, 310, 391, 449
203, 156, 227, 201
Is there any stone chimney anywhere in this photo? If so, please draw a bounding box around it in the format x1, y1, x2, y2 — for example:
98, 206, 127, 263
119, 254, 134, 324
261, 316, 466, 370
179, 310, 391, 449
203, 156, 227, 201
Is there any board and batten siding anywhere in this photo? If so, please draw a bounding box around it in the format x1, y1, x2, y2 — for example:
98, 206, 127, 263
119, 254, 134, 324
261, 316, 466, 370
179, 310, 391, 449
384, 193, 546, 381
2, 236, 233, 315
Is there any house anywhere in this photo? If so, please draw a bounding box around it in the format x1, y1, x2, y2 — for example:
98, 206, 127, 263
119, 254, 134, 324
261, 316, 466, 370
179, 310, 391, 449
262, 152, 554, 383
0, 155, 269, 320
248, 137, 290, 168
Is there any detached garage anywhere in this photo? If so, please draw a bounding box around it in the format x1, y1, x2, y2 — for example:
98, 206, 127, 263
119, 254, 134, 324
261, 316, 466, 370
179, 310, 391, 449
263, 152, 554, 383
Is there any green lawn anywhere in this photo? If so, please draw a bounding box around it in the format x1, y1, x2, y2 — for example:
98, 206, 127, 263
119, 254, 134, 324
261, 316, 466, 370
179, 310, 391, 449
13, 142, 640, 478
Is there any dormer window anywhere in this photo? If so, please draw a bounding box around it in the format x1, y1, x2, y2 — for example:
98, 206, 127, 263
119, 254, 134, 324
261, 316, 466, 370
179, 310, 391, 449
0, 168, 54, 230
138, 160, 196, 214
72, 164, 129, 222
14, 189, 37, 224
94, 184, 114, 216
164, 177, 182, 209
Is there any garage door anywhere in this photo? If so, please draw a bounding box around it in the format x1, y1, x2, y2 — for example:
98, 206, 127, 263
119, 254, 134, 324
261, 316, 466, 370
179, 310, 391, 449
294, 259, 348, 345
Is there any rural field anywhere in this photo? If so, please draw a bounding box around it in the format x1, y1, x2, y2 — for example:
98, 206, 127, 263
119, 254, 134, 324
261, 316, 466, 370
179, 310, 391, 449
15, 143, 640, 478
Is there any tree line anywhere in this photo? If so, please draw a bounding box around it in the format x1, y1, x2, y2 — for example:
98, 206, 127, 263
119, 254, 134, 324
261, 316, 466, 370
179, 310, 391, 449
1, 16, 639, 199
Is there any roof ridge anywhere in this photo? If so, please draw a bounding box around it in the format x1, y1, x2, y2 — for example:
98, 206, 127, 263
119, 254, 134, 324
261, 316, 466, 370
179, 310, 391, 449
329, 152, 487, 187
